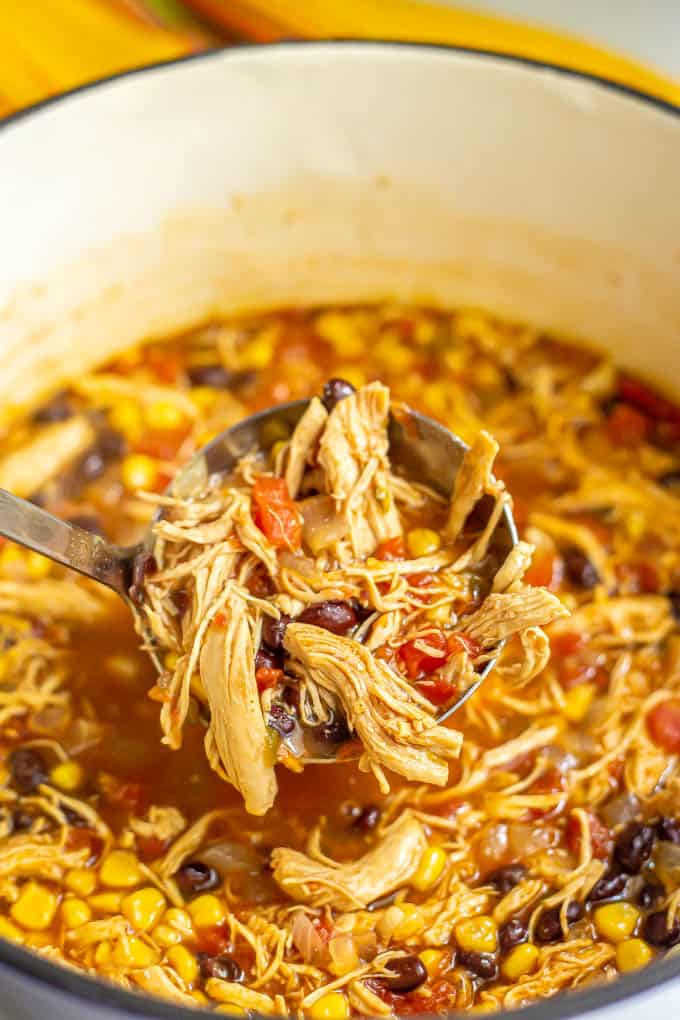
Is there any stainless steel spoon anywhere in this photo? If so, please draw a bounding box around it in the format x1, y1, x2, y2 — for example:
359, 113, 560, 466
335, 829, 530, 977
0, 398, 517, 724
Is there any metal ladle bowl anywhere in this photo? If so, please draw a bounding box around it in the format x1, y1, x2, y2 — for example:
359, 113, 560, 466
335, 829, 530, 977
0, 399, 517, 725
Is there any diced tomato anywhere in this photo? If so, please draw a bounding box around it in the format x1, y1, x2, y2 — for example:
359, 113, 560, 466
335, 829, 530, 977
647, 698, 680, 753
399, 630, 449, 679
375, 536, 406, 560
312, 916, 333, 943
406, 571, 434, 589
448, 634, 482, 658
255, 666, 283, 692
107, 781, 147, 813
251, 477, 302, 550
145, 348, 184, 384
373, 644, 397, 665
417, 675, 458, 706
550, 631, 585, 658
65, 829, 104, 864
636, 562, 660, 593
197, 924, 232, 955
566, 810, 613, 860
607, 403, 650, 446
134, 429, 189, 461
525, 551, 564, 591
618, 375, 680, 423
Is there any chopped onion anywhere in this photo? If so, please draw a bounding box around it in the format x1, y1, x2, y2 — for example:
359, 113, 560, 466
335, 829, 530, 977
654, 841, 680, 886
328, 934, 360, 975
31, 704, 71, 736
299, 495, 347, 555
292, 912, 327, 965
476, 822, 509, 871
601, 793, 640, 829
200, 840, 262, 876
508, 822, 559, 857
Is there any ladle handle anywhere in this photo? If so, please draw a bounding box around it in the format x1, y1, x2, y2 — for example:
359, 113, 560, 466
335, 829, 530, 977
0, 488, 135, 598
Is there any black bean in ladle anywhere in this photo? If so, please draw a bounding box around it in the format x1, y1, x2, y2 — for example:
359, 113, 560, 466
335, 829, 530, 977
261, 614, 290, 652
298, 601, 357, 635
198, 953, 244, 983
322, 378, 356, 412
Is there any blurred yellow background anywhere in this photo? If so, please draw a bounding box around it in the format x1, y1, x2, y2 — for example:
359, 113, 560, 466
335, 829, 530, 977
1, 0, 679, 118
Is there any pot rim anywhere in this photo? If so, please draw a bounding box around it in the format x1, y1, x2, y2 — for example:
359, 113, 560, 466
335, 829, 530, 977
0, 37, 679, 1020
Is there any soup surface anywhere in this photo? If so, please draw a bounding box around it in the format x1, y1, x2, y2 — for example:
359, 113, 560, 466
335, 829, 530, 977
0, 305, 679, 1016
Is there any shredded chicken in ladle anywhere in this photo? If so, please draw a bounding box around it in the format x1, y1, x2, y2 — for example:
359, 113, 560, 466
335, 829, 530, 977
136, 382, 565, 813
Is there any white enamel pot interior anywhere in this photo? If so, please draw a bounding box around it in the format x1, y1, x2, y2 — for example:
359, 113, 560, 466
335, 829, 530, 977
0, 40, 679, 1020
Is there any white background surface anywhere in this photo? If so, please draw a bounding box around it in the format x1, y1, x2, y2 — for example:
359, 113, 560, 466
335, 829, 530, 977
443, 0, 680, 77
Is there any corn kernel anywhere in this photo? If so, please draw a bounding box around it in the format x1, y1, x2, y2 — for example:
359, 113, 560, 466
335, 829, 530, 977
94, 941, 112, 966
308, 991, 350, 1020
411, 846, 447, 892
419, 949, 445, 977
113, 935, 159, 968
594, 902, 640, 943
122, 887, 166, 932
0, 544, 26, 576
616, 937, 653, 972
99, 850, 143, 889
0, 917, 25, 943
455, 915, 498, 954
563, 682, 597, 723
406, 528, 441, 559
25, 551, 52, 579
373, 336, 416, 373
167, 944, 199, 986
61, 898, 92, 929
315, 312, 363, 358
393, 903, 425, 940
501, 942, 539, 980
121, 454, 158, 492
145, 401, 185, 432
190, 387, 218, 413
187, 893, 227, 928
109, 399, 144, 441
65, 868, 97, 897
153, 924, 183, 948
195, 429, 219, 448
271, 439, 288, 463
49, 760, 83, 793
240, 324, 278, 370
163, 907, 194, 937
426, 603, 451, 625
164, 651, 179, 671
90, 892, 123, 913
10, 882, 59, 930
215, 1008, 247, 1016
260, 419, 290, 448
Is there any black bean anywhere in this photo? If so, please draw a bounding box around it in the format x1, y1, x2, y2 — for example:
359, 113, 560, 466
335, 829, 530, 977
668, 592, 680, 623
487, 864, 527, 896
62, 806, 89, 828
313, 714, 351, 746
643, 910, 680, 948
261, 614, 290, 652
9, 747, 48, 795
587, 869, 629, 903
175, 860, 221, 898
66, 514, 103, 536
658, 470, 680, 490
33, 391, 72, 423
499, 918, 527, 953
615, 822, 656, 874
172, 589, 190, 616
77, 449, 105, 482
268, 703, 295, 736
187, 364, 235, 388
352, 805, 381, 832
383, 955, 428, 993
255, 647, 282, 672
535, 902, 583, 944
11, 810, 35, 832
198, 953, 244, 983
322, 378, 356, 412
638, 880, 664, 909
657, 817, 680, 844
96, 428, 126, 461
457, 950, 498, 980
563, 547, 600, 589
129, 552, 157, 605
298, 601, 358, 635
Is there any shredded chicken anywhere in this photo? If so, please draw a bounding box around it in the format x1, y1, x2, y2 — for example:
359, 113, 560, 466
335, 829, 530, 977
271, 813, 427, 909
0, 417, 95, 498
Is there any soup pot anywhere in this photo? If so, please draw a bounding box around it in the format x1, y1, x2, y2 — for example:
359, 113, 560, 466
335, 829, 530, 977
0, 40, 679, 1020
